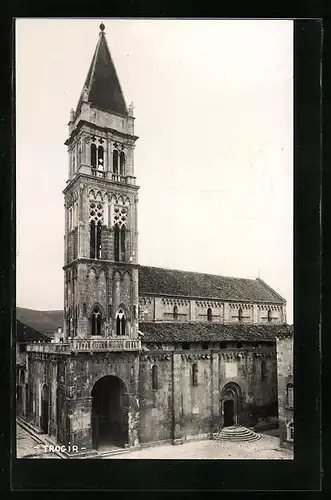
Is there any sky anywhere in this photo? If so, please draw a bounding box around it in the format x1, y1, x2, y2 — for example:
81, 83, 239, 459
16, 19, 293, 323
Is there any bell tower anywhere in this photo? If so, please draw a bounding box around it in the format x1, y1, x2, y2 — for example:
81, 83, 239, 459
63, 23, 139, 341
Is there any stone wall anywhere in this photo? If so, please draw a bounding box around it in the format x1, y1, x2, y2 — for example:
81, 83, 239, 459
139, 295, 284, 325
139, 343, 278, 444
276, 336, 294, 449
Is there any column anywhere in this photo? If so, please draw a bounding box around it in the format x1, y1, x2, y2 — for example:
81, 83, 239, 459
210, 352, 220, 433
172, 353, 184, 444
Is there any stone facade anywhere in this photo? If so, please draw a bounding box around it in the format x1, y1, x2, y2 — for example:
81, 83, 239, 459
22, 337, 281, 451
139, 295, 285, 324
276, 335, 294, 449
19, 26, 292, 454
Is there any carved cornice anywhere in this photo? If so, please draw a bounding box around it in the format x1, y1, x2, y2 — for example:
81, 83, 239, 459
221, 352, 246, 360
196, 300, 223, 308
181, 353, 211, 361
162, 298, 189, 306
140, 354, 171, 362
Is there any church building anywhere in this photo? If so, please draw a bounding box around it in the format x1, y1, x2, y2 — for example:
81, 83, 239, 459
21, 24, 293, 456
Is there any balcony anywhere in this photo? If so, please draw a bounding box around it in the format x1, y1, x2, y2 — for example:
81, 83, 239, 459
26, 338, 141, 354
70, 338, 141, 351
111, 173, 126, 183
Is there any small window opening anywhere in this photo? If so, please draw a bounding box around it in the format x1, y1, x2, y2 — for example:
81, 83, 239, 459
120, 151, 125, 175
113, 149, 118, 174
152, 365, 158, 390
91, 143, 97, 168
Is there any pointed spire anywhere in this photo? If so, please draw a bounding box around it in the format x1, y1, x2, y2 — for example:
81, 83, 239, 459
75, 23, 128, 117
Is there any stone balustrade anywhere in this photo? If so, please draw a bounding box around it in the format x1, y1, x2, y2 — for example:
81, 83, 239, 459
26, 338, 141, 353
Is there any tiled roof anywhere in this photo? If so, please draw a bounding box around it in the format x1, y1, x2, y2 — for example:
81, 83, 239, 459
138, 265, 285, 304
16, 320, 50, 343
139, 322, 293, 343
75, 29, 128, 118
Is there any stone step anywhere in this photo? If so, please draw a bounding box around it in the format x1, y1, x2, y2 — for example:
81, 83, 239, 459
213, 426, 261, 443
214, 436, 260, 442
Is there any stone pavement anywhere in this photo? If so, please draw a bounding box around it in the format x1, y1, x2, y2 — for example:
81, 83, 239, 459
16, 424, 60, 459
16, 423, 293, 460
103, 434, 293, 460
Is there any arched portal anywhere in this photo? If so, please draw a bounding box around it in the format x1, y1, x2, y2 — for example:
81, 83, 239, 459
41, 384, 49, 434
220, 382, 242, 428
91, 375, 129, 450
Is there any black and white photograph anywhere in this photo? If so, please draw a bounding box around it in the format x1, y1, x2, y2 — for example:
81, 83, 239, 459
15, 18, 294, 461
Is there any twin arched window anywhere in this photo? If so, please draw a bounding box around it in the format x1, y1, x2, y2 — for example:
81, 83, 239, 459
90, 219, 102, 259
116, 308, 126, 336
91, 305, 102, 336
173, 305, 178, 320
91, 144, 104, 171
113, 150, 126, 175
114, 224, 126, 262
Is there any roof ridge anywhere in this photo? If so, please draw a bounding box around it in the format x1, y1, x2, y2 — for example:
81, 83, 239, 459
138, 264, 257, 282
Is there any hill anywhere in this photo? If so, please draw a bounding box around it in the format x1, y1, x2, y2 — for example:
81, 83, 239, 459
16, 307, 64, 333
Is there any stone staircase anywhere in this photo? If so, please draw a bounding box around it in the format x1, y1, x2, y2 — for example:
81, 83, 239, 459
212, 426, 261, 443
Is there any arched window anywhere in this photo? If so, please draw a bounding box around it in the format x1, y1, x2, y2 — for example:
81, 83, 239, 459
238, 308, 243, 323
173, 305, 178, 320
91, 305, 102, 336
207, 307, 212, 321
114, 224, 120, 261
90, 220, 101, 259
72, 154, 76, 174
98, 146, 104, 172
90, 220, 96, 258
120, 226, 126, 261
83, 303, 87, 317
116, 308, 126, 336
113, 149, 118, 174
192, 363, 199, 386
267, 309, 272, 323
91, 143, 97, 168
120, 151, 125, 175
286, 383, 294, 408
261, 360, 267, 381
152, 365, 158, 390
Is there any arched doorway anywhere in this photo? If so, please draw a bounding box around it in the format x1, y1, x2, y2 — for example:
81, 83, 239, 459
221, 382, 242, 428
91, 375, 129, 450
41, 384, 49, 434
224, 399, 235, 426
